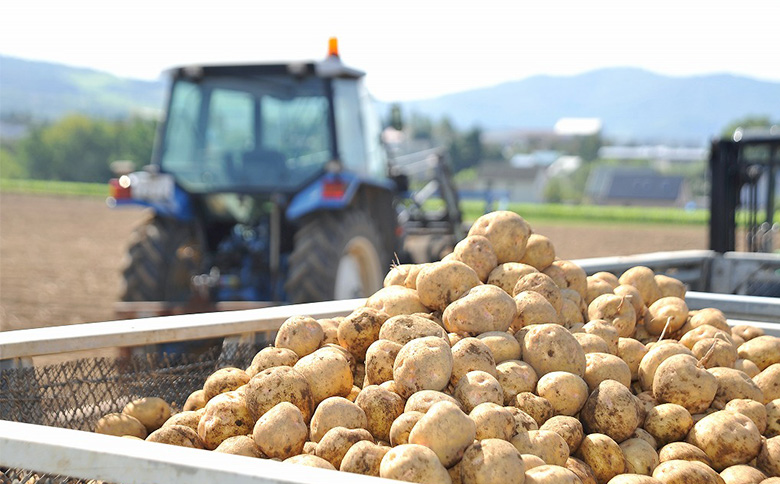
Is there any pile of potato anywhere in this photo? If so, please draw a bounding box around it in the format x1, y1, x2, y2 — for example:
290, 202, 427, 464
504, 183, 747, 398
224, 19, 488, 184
95, 211, 780, 484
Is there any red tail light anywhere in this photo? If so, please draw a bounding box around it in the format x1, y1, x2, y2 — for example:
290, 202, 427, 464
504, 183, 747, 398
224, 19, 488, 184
109, 176, 132, 200
322, 179, 347, 199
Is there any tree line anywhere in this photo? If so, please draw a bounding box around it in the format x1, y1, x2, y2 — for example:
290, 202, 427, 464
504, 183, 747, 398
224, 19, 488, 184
1, 115, 157, 182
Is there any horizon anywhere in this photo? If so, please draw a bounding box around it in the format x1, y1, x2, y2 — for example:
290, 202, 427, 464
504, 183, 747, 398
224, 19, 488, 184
2, 0, 780, 101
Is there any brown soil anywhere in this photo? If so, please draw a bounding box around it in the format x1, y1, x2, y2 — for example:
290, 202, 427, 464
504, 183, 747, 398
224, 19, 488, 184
0, 192, 708, 332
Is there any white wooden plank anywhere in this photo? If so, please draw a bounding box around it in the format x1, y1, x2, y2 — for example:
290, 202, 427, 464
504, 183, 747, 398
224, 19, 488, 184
0, 298, 365, 360
0, 420, 395, 484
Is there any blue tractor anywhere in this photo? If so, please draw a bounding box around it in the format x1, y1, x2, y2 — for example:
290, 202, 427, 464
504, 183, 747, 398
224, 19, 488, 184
108, 41, 463, 313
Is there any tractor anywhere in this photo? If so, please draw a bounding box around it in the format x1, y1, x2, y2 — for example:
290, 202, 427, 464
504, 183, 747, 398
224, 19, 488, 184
108, 39, 463, 316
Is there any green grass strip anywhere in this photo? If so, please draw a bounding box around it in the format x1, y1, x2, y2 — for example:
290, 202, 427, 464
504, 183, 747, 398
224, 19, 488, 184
0, 178, 109, 197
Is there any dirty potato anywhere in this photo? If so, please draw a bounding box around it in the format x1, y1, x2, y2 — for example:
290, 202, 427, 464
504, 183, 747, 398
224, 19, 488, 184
643, 403, 694, 447
252, 401, 307, 459
443, 284, 516, 334
468, 210, 532, 264
581, 380, 642, 443
389, 411, 425, 446
146, 424, 204, 448
521, 323, 586, 378
340, 440, 390, 476
408, 400, 476, 468
540, 416, 584, 455
454, 370, 504, 413
309, 396, 368, 443
197, 391, 254, 450
244, 366, 314, 423
246, 347, 299, 377
365, 339, 403, 385
536, 371, 589, 417
452, 235, 499, 282
477, 331, 522, 363
214, 435, 265, 457
294, 347, 353, 405
652, 354, 718, 414
354, 385, 404, 442
686, 410, 762, 471
510, 429, 570, 466
512, 291, 560, 332
95, 413, 147, 439
575, 433, 628, 484
379, 314, 446, 345
469, 402, 516, 441
461, 439, 526, 484
337, 307, 388, 361
380, 444, 452, 483
274, 315, 324, 357
450, 337, 497, 385
416, 260, 482, 312
496, 360, 539, 405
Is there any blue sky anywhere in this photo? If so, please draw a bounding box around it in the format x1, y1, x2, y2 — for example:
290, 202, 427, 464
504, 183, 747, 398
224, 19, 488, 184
2, 0, 779, 101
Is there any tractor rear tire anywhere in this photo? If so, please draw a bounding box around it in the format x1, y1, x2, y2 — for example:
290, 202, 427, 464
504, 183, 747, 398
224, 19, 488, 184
285, 210, 387, 304
121, 215, 203, 303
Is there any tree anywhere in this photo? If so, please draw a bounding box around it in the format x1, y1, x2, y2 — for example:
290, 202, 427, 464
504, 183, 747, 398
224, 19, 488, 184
720, 115, 776, 138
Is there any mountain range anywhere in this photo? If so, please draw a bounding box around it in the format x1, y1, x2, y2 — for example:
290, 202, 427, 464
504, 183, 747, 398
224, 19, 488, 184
2, 55, 779, 143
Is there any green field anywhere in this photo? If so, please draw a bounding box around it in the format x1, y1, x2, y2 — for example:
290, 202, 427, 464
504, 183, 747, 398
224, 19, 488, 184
12, 177, 777, 227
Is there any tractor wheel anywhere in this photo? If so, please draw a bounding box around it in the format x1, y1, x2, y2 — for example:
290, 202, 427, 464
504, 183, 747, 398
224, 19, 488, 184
121, 216, 203, 302
285, 210, 387, 303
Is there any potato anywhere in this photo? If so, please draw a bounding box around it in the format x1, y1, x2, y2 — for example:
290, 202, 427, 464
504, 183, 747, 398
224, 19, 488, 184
687, 410, 762, 471
521, 323, 586, 378
652, 354, 717, 414
319, 343, 356, 373
454, 370, 504, 413
309, 396, 368, 443
754, 364, 780, 402
735, 359, 762, 378
520, 233, 556, 270
616, 338, 648, 381
588, 294, 637, 338
515, 392, 554, 426
619, 266, 662, 307
510, 429, 569, 466
655, 274, 686, 299
708, 367, 764, 409
566, 456, 598, 484
644, 404, 694, 446
317, 317, 341, 345
274, 315, 324, 357
658, 442, 712, 465
581, 379, 642, 443
525, 465, 581, 484
536, 371, 589, 416
119, 397, 171, 434
354, 385, 404, 442
182, 389, 207, 411
523, 454, 547, 470
584, 320, 620, 354
389, 411, 424, 446
561, 298, 586, 327
95, 413, 147, 438
146, 424, 204, 448
757, 436, 780, 477
416, 260, 482, 312
452, 235, 498, 282
340, 440, 390, 476
488, 263, 539, 294
614, 284, 647, 319
214, 435, 264, 457
638, 342, 694, 392
645, 297, 689, 336
512, 291, 559, 331
316, 426, 374, 469
337, 307, 388, 361
294, 347, 353, 405
538, 416, 584, 454
724, 399, 768, 434
732, 324, 765, 342
631, 428, 659, 451
380, 444, 452, 483
719, 465, 767, 484
477, 331, 521, 363
576, 332, 612, 354
693, 337, 738, 369
689, 308, 731, 333
379, 314, 447, 345
739, 336, 780, 371
443, 284, 516, 334
680, 324, 733, 348
404, 390, 462, 413
393, 336, 453, 398
652, 459, 725, 483
246, 347, 299, 377
283, 454, 336, 469
162, 409, 203, 431
470, 402, 516, 441
587, 276, 615, 305
251, 401, 307, 459
461, 439, 525, 484
468, 210, 532, 264
450, 337, 497, 385
506, 406, 539, 434
197, 391, 254, 450
406, 399, 476, 468
514, 272, 563, 314
767, 399, 780, 437
620, 438, 659, 476
585, 352, 632, 392
365, 285, 430, 316
384, 263, 425, 289
576, 433, 628, 484
365, 339, 402, 385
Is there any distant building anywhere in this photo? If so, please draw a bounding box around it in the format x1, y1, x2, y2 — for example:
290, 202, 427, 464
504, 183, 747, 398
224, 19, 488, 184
554, 118, 603, 136
585, 167, 691, 207
598, 145, 706, 163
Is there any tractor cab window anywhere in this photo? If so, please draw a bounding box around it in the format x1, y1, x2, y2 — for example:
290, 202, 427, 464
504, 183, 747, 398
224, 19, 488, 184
332, 78, 387, 179
159, 76, 332, 193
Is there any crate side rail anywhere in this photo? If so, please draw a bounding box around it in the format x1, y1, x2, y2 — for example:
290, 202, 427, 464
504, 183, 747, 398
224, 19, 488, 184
0, 298, 365, 362
0, 420, 394, 484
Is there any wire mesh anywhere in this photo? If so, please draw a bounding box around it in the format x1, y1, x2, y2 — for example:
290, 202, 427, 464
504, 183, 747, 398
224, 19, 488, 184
0, 343, 263, 483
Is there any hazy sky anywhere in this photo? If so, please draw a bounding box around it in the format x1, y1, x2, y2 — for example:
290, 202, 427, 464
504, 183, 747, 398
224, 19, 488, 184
2, 0, 779, 101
